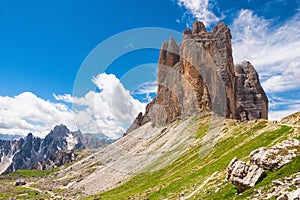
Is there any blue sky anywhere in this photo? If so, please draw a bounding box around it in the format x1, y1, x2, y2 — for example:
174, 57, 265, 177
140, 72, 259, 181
0, 0, 299, 138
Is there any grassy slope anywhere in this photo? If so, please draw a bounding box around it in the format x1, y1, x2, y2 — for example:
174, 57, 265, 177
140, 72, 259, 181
7, 168, 60, 178
0, 168, 59, 199
86, 119, 299, 200
0, 182, 51, 200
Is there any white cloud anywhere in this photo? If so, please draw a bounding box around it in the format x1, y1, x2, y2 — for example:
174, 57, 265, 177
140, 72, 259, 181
0, 74, 146, 139
231, 9, 300, 93
133, 81, 157, 95
269, 104, 300, 120
0, 92, 75, 138
125, 43, 134, 49
177, 0, 222, 27
53, 93, 87, 106
56, 73, 146, 139
177, 4, 300, 120
132, 81, 157, 102
268, 96, 300, 120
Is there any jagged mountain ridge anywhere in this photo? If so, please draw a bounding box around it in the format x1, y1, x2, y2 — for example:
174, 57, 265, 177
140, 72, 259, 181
0, 125, 114, 174
0, 125, 85, 174
126, 21, 268, 134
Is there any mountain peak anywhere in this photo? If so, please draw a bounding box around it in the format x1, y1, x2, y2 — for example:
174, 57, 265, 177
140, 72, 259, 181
192, 21, 207, 34
52, 124, 70, 134
126, 21, 268, 134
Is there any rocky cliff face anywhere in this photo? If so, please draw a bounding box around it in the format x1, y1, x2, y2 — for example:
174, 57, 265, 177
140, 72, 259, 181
235, 61, 268, 121
0, 125, 85, 174
126, 21, 268, 134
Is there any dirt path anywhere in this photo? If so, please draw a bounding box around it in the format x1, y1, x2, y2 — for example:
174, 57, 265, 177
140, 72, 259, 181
182, 171, 219, 199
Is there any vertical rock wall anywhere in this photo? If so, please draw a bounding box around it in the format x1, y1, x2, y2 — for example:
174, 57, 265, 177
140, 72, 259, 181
126, 21, 268, 134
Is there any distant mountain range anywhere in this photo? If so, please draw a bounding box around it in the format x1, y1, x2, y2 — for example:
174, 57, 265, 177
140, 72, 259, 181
0, 134, 22, 141
0, 125, 115, 175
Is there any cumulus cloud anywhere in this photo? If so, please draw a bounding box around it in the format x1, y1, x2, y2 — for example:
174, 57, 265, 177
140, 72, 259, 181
231, 9, 300, 92
0, 73, 146, 139
177, 0, 222, 27
0, 92, 75, 138
56, 73, 146, 139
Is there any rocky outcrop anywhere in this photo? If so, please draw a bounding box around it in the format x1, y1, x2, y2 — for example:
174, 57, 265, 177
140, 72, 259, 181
126, 21, 268, 134
251, 173, 300, 199
235, 61, 268, 121
227, 139, 300, 193
226, 157, 266, 192
249, 139, 299, 171
32, 150, 82, 170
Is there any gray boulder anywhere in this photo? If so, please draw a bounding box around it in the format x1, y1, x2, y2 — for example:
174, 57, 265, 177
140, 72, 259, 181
250, 139, 300, 171
226, 157, 266, 192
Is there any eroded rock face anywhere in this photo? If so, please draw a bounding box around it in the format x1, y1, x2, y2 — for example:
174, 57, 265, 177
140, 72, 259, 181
227, 157, 266, 192
126, 21, 268, 134
235, 61, 268, 121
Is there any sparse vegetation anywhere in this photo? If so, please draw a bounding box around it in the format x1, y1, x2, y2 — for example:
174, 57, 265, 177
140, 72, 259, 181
8, 168, 60, 178
1, 118, 298, 200
0, 183, 51, 199
82, 120, 297, 200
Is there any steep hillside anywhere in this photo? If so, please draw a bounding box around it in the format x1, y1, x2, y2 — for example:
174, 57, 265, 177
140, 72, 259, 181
0, 113, 298, 199
281, 112, 300, 126
88, 117, 299, 200
2, 114, 295, 199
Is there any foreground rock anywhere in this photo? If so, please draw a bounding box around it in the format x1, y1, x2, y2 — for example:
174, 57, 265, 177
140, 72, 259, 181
126, 21, 268, 134
251, 173, 300, 200
227, 158, 266, 192
250, 139, 300, 171
227, 139, 300, 192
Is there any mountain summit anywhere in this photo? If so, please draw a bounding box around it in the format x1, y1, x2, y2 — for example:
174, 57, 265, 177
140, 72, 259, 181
127, 21, 268, 134
0, 125, 85, 174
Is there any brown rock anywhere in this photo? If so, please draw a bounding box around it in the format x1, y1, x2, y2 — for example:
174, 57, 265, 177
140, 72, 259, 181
126, 21, 268, 134
192, 21, 207, 34
213, 22, 237, 119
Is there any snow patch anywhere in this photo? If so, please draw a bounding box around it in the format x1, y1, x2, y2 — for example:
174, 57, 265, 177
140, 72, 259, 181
66, 133, 78, 150
0, 155, 13, 174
